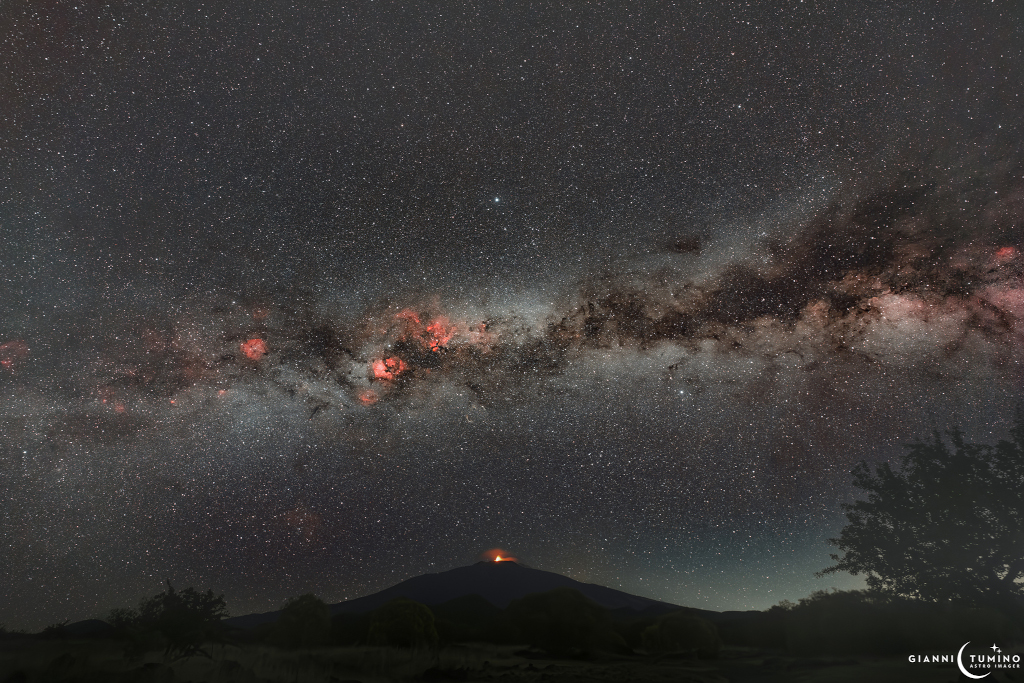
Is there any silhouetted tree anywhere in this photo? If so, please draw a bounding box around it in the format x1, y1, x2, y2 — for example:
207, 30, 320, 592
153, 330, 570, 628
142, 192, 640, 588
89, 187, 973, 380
39, 620, 70, 640
107, 607, 138, 632
505, 587, 627, 657
271, 593, 331, 648
112, 580, 228, 659
366, 598, 439, 649
641, 612, 721, 658
819, 422, 1024, 618
761, 590, 1013, 655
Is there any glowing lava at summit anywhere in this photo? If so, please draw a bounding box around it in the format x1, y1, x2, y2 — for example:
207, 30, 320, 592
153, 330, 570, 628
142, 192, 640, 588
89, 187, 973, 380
481, 548, 518, 563
240, 338, 268, 360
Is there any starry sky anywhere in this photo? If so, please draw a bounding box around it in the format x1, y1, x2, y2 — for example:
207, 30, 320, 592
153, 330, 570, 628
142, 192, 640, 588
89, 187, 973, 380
2, 1, 1023, 630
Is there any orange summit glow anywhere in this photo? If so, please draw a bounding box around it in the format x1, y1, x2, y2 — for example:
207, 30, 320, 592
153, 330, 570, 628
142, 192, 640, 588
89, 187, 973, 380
481, 548, 517, 563
240, 338, 268, 360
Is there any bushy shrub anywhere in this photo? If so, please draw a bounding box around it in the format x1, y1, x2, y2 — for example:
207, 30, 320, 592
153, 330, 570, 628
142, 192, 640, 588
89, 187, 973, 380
39, 621, 70, 640
779, 590, 909, 655
505, 587, 627, 657
430, 594, 503, 644
765, 589, 1017, 655
107, 580, 228, 659
366, 598, 439, 649
641, 612, 721, 658
714, 610, 786, 649
270, 594, 331, 649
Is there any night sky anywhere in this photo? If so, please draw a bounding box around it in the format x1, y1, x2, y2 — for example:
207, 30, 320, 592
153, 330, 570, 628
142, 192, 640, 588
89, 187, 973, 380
2, 1, 1023, 631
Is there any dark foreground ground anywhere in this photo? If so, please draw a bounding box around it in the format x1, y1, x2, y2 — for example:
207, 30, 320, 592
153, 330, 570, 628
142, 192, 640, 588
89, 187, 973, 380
1, 639, 1007, 683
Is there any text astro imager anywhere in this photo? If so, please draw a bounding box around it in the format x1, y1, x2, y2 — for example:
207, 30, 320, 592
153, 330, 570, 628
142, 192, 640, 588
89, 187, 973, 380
909, 644, 1021, 679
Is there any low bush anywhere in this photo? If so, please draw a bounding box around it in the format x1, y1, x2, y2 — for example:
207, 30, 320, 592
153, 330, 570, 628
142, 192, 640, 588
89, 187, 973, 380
268, 594, 331, 649
504, 587, 627, 657
748, 590, 1017, 655
641, 612, 721, 658
366, 599, 439, 649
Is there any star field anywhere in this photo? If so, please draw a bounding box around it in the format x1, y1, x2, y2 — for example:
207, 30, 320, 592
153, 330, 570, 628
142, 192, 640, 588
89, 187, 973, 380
1, 1, 1023, 630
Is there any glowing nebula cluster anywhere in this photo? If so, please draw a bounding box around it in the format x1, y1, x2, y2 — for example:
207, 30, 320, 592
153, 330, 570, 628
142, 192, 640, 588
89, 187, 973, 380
240, 338, 268, 361
15, 175, 1024, 434
230, 177, 1024, 417
371, 356, 407, 381
0, 340, 28, 372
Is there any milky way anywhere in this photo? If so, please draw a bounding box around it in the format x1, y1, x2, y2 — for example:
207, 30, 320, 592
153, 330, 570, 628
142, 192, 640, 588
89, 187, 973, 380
1, 1, 1022, 629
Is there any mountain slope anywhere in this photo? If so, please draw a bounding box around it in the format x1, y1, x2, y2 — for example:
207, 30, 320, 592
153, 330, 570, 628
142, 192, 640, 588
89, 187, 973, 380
331, 561, 679, 613
225, 561, 684, 629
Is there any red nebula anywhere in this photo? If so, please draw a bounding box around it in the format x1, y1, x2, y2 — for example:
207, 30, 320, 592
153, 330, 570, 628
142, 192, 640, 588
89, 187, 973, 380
996, 246, 1018, 262
392, 309, 456, 351
481, 548, 518, 563
372, 356, 408, 381
425, 318, 454, 351
358, 389, 378, 405
395, 309, 422, 324
0, 340, 29, 372
240, 338, 268, 360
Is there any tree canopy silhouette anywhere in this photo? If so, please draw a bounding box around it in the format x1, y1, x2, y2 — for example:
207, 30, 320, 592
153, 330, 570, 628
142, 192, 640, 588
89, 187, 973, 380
641, 612, 721, 658
504, 587, 626, 656
271, 593, 331, 648
819, 420, 1024, 617
109, 580, 228, 659
366, 598, 439, 649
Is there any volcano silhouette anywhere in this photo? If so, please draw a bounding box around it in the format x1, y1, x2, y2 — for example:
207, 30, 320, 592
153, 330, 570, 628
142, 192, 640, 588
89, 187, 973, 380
225, 560, 686, 629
